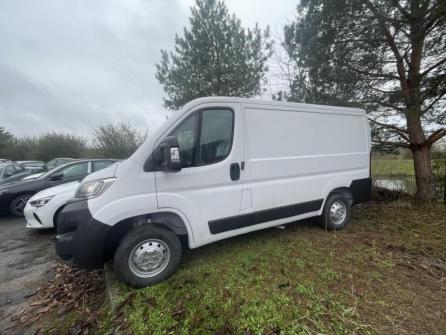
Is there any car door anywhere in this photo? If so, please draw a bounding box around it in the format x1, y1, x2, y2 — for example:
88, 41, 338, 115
155, 104, 245, 244
46, 161, 90, 187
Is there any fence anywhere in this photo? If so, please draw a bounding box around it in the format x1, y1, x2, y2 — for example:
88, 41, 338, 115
371, 145, 446, 200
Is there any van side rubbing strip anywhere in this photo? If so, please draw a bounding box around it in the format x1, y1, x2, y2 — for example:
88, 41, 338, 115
208, 199, 323, 234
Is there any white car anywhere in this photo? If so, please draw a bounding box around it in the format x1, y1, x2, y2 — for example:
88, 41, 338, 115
24, 181, 79, 229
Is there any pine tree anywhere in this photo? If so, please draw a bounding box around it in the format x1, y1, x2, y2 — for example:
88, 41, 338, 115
156, 0, 272, 110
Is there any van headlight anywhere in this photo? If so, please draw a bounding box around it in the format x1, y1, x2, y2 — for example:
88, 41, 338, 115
30, 196, 54, 208
75, 178, 116, 199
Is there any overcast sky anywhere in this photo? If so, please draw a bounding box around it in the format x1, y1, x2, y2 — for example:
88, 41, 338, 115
0, 0, 298, 136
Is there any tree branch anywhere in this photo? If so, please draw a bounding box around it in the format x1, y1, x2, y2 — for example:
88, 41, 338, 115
426, 128, 446, 145
421, 57, 446, 77
425, 1, 446, 33
372, 139, 410, 148
391, 0, 412, 20
348, 65, 400, 80
369, 118, 412, 143
421, 90, 446, 113
362, 0, 407, 85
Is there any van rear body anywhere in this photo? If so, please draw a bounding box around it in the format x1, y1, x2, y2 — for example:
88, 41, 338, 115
56, 97, 371, 287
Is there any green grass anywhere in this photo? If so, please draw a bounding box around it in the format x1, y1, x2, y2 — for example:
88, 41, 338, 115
99, 202, 446, 335
371, 157, 415, 177
372, 157, 445, 178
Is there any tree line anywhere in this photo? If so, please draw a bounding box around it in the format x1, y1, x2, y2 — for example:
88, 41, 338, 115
156, 0, 445, 200
0, 123, 146, 161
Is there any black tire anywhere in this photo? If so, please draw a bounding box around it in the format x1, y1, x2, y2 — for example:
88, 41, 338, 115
319, 193, 351, 231
114, 225, 182, 288
10, 194, 32, 217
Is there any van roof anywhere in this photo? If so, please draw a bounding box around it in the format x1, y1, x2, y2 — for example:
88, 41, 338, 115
183, 96, 366, 115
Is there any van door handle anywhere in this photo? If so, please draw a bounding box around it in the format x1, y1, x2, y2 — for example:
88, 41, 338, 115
230, 163, 240, 181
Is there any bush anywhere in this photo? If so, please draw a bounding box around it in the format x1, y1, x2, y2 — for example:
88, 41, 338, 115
92, 122, 146, 159
35, 133, 87, 161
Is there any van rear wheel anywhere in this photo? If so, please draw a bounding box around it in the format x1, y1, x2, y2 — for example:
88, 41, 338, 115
114, 225, 182, 288
319, 193, 351, 230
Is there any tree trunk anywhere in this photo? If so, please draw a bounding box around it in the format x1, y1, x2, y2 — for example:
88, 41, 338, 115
411, 145, 435, 200
406, 109, 436, 200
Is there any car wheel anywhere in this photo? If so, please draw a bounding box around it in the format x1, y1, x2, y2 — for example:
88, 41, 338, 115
114, 225, 182, 288
10, 194, 32, 217
319, 193, 351, 231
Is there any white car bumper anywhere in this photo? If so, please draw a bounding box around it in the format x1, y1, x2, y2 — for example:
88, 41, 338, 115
24, 203, 54, 229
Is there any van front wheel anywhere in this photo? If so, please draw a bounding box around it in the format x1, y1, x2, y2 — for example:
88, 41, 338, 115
114, 225, 182, 288
319, 193, 351, 231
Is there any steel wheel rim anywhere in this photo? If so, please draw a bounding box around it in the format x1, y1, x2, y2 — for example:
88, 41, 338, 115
329, 200, 347, 225
13, 196, 30, 214
128, 239, 170, 278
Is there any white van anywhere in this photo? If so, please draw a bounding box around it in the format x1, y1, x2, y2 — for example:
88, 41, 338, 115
56, 97, 371, 287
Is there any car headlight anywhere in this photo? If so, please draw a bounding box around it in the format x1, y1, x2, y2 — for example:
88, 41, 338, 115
29, 196, 54, 208
75, 178, 116, 199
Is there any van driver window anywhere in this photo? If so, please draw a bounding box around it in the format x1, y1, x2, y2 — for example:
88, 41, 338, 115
169, 113, 197, 167
198, 109, 233, 164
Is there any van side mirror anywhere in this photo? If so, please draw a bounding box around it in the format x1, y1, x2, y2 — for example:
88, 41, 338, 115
160, 136, 182, 172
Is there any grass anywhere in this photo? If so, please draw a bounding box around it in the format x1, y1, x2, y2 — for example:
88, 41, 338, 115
371, 157, 445, 178
371, 157, 445, 195
98, 201, 446, 335
371, 157, 415, 177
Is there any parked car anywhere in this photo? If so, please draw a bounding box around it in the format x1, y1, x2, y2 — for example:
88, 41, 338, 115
24, 182, 80, 229
21, 172, 45, 181
25, 161, 120, 229
0, 162, 33, 185
55, 97, 372, 288
46, 158, 75, 170
0, 159, 118, 217
17, 160, 46, 173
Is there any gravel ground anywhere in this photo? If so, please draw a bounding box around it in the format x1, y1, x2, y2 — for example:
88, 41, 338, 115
0, 216, 56, 334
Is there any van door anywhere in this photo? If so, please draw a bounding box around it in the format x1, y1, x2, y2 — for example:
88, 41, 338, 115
155, 103, 245, 244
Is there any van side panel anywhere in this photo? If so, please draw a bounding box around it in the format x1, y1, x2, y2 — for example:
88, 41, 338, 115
244, 105, 369, 216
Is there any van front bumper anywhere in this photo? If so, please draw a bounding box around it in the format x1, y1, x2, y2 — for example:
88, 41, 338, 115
55, 200, 110, 269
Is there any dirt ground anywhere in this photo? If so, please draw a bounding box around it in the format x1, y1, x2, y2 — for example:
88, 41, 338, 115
0, 217, 56, 335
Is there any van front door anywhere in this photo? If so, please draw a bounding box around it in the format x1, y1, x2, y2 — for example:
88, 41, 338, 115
155, 103, 245, 245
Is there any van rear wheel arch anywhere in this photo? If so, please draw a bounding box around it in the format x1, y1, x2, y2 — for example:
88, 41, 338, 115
102, 211, 190, 263
328, 187, 353, 206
